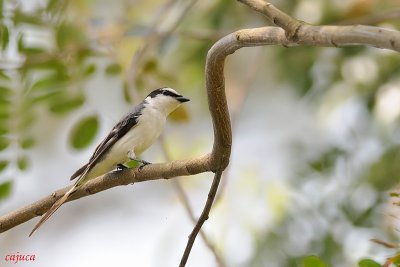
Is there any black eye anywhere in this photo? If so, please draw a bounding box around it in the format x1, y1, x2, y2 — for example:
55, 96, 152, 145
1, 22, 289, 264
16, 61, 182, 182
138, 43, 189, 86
161, 90, 180, 98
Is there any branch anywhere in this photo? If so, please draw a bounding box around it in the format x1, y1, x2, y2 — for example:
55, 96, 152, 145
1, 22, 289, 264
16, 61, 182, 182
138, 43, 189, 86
179, 170, 223, 267
127, 0, 199, 100
238, 0, 400, 51
159, 137, 226, 267
0, 155, 211, 233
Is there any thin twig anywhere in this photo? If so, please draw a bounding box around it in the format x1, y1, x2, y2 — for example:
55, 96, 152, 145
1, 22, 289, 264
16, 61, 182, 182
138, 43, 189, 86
179, 169, 223, 267
335, 9, 400, 26
127, 0, 178, 102
173, 180, 226, 267
159, 136, 226, 267
127, 0, 199, 100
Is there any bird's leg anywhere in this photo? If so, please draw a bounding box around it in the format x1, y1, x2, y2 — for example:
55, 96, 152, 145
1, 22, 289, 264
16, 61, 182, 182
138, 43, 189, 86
127, 150, 151, 171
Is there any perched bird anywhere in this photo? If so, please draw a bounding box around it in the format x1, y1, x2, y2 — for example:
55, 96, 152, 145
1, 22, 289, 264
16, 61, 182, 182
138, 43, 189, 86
29, 87, 190, 236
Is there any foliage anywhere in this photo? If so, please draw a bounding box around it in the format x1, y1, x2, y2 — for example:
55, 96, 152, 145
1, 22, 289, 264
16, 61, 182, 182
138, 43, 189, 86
358, 259, 382, 267
0, 0, 100, 176
302, 255, 330, 267
0, 180, 12, 201
69, 116, 99, 150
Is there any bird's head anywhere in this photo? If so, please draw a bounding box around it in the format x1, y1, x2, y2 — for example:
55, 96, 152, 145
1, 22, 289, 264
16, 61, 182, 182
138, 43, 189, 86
145, 87, 190, 115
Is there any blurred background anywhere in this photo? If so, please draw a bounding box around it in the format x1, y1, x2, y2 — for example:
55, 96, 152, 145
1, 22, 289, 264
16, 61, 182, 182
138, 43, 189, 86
1, 0, 400, 266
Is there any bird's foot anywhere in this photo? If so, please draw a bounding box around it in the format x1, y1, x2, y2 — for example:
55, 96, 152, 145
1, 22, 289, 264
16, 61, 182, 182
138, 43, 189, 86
116, 164, 127, 171
137, 159, 151, 172
127, 150, 151, 172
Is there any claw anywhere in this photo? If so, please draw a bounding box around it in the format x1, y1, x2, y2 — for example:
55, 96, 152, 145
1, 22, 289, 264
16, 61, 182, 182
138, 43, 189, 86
127, 150, 151, 171
117, 164, 127, 171
138, 160, 151, 172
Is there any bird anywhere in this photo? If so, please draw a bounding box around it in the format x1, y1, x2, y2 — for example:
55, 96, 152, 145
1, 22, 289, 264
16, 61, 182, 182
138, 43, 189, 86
29, 87, 190, 236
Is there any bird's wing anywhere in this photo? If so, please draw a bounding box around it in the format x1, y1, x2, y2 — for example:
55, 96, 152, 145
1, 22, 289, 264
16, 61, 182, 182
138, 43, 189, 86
30, 106, 145, 237
70, 110, 142, 181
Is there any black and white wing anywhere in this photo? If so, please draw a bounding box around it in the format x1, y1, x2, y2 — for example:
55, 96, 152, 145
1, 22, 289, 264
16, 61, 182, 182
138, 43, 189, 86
70, 105, 143, 181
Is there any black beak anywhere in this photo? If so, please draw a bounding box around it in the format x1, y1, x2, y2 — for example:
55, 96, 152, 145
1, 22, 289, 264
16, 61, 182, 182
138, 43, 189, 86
176, 96, 190, 103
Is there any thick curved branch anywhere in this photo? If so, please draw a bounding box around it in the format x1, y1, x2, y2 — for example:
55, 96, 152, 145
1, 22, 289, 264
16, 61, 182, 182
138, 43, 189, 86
238, 0, 400, 51
0, 155, 211, 233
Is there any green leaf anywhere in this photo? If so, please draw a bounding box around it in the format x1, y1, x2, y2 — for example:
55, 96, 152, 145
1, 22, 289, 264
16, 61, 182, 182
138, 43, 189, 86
390, 192, 400, 197
0, 180, 12, 201
17, 155, 29, 171
365, 145, 400, 190
17, 112, 36, 131
0, 96, 10, 106
84, 64, 96, 76
22, 59, 67, 75
0, 71, 10, 80
123, 82, 133, 103
17, 33, 24, 52
309, 148, 345, 173
30, 76, 66, 103
0, 0, 3, 20
142, 58, 158, 73
0, 123, 7, 135
56, 23, 85, 49
303, 255, 330, 267
15, 32, 45, 55
105, 63, 122, 75
13, 9, 44, 26
358, 259, 381, 267
20, 47, 46, 55
31, 89, 63, 103
20, 137, 35, 149
124, 160, 140, 169
1, 23, 9, 50
31, 75, 66, 91
77, 48, 98, 62
0, 109, 9, 120
0, 136, 9, 151
46, 0, 65, 13
0, 86, 12, 96
69, 116, 99, 150
49, 94, 85, 114
0, 160, 8, 172
0, 94, 10, 119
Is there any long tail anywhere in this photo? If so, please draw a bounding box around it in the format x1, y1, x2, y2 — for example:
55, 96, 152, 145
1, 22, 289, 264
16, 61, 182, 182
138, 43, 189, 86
29, 186, 77, 237
70, 163, 88, 181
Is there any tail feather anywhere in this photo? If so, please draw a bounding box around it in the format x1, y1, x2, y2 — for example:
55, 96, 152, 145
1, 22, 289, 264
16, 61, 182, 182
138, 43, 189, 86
29, 187, 76, 237
70, 163, 88, 181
